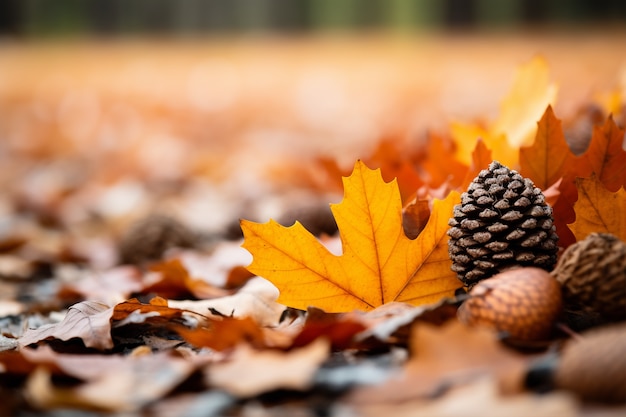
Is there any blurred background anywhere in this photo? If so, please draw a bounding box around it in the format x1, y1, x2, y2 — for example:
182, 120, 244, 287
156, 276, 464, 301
0, 0, 625, 241
1, 0, 625, 36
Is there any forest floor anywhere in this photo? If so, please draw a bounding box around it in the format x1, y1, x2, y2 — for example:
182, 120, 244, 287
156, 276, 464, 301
0, 30, 625, 416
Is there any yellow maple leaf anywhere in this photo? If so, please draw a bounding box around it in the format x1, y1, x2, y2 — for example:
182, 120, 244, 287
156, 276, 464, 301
569, 175, 626, 241
240, 160, 462, 312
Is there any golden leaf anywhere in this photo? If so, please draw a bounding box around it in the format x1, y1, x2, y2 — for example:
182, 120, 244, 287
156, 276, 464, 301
241, 160, 461, 312
493, 56, 558, 149
569, 175, 626, 241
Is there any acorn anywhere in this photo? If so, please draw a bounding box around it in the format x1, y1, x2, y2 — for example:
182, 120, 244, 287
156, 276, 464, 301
119, 213, 196, 265
554, 323, 626, 403
458, 267, 562, 341
551, 233, 626, 329
448, 161, 559, 288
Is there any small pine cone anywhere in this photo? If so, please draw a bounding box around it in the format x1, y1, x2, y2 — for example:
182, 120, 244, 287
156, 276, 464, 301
554, 323, 626, 403
458, 267, 562, 341
448, 161, 559, 288
552, 233, 626, 327
119, 214, 196, 265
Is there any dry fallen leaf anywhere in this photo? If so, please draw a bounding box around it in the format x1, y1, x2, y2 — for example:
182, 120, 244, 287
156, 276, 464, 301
145, 258, 230, 300
174, 316, 266, 351
23, 346, 194, 412
18, 298, 192, 352
2, 40, 626, 417
569, 175, 626, 241
356, 377, 578, 417
241, 160, 462, 312
178, 241, 256, 290
18, 301, 114, 350
356, 299, 459, 347
168, 276, 286, 326
207, 337, 329, 397
58, 266, 143, 305
289, 307, 367, 350
111, 297, 186, 323
347, 320, 529, 404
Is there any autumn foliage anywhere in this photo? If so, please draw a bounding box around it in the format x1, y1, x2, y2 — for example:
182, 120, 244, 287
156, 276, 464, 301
0, 44, 625, 417
241, 58, 625, 313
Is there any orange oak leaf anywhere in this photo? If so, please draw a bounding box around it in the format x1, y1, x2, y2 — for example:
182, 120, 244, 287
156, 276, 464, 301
240, 160, 462, 313
519, 105, 579, 249
552, 114, 626, 249
578, 115, 626, 192
568, 175, 626, 241
519, 105, 575, 191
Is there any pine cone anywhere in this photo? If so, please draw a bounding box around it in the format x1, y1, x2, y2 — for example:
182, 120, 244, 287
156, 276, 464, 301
119, 214, 196, 265
552, 233, 626, 328
448, 161, 558, 288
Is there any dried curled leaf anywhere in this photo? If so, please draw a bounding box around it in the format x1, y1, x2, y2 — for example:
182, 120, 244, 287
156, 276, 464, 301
19, 302, 114, 350
208, 338, 330, 397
